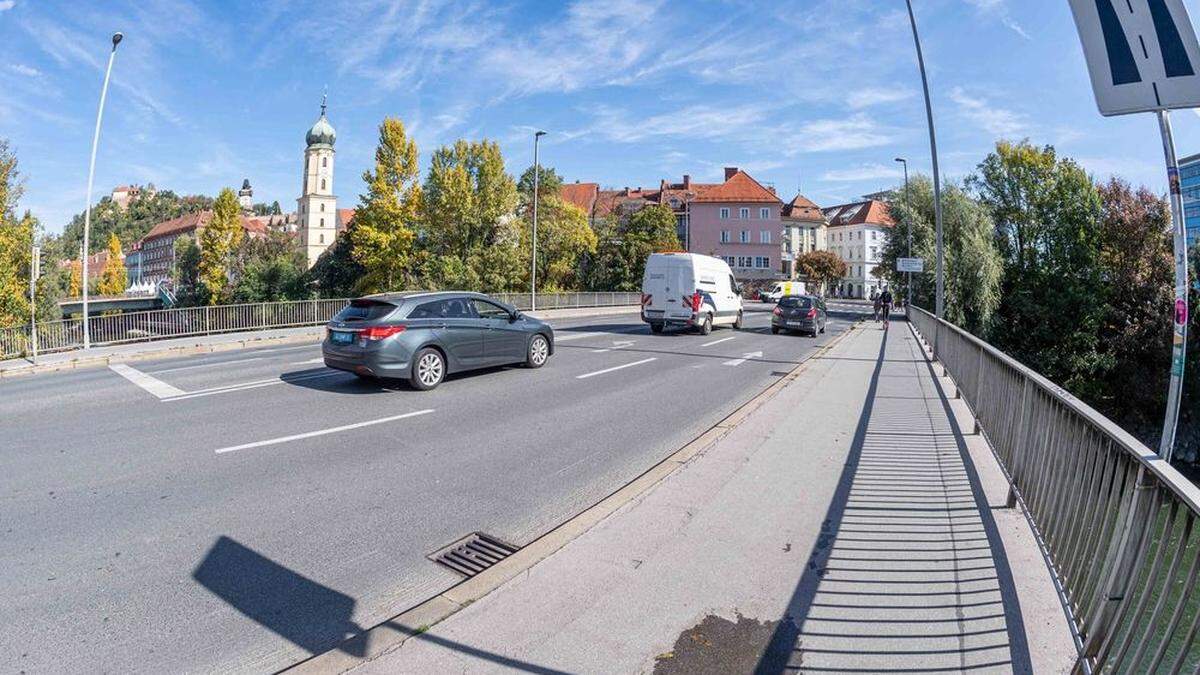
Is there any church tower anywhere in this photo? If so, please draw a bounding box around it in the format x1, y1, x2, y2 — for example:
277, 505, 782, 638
298, 96, 337, 268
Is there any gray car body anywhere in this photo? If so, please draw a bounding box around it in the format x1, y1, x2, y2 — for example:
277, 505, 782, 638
322, 291, 555, 379
771, 294, 827, 336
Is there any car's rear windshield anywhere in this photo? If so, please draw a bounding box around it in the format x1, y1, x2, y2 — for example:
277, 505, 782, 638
333, 299, 396, 322
779, 296, 813, 308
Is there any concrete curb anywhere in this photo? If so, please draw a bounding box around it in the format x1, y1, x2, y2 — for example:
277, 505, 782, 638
0, 306, 641, 380
283, 319, 863, 675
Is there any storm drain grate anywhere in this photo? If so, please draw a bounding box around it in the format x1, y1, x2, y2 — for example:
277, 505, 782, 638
429, 532, 520, 578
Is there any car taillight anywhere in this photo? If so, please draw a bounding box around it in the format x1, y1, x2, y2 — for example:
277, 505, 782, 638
641, 293, 652, 306
691, 291, 702, 312
773, 306, 783, 316
361, 325, 406, 340
807, 308, 817, 319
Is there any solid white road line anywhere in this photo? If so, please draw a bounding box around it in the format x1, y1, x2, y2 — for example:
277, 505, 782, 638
109, 363, 187, 399
555, 331, 606, 342
291, 357, 326, 365
722, 351, 764, 367
575, 357, 657, 379
213, 409, 435, 454
163, 371, 341, 402
701, 336, 736, 347
149, 357, 264, 374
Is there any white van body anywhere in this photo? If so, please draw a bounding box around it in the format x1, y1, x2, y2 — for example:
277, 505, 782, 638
641, 253, 744, 334
764, 280, 806, 303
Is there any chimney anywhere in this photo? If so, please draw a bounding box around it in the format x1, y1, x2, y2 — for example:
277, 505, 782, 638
683, 174, 691, 189
724, 167, 738, 181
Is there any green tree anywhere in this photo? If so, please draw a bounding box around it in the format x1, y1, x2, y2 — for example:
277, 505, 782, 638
97, 233, 127, 296
62, 189, 213, 255
0, 141, 33, 327
198, 188, 244, 304
233, 230, 308, 302
584, 205, 681, 291
522, 197, 596, 291
350, 118, 421, 292
969, 140, 1106, 397
172, 235, 203, 305
881, 176, 1001, 334
517, 164, 564, 199
795, 250, 847, 296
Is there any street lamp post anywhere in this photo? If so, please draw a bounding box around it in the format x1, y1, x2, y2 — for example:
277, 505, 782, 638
894, 157, 911, 308
531, 130, 546, 311
30, 244, 40, 364
81, 31, 123, 349
904, 0, 944, 319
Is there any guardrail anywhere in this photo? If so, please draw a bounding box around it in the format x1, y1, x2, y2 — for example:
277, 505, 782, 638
909, 306, 1200, 674
0, 292, 641, 361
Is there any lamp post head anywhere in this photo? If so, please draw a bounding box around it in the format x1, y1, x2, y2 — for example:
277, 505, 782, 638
112, 32, 123, 47
535, 130, 547, 138
894, 157, 905, 164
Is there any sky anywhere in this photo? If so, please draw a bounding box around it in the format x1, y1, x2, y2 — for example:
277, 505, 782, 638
4, 0, 1200, 234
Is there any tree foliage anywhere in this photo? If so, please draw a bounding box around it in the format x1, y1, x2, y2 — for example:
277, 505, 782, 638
583, 205, 680, 291
0, 141, 34, 327
523, 196, 596, 292
232, 230, 308, 302
97, 233, 127, 296
795, 250, 847, 295
350, 118, 421, 292
62, 189, 212, 255
198, 188, 244, 304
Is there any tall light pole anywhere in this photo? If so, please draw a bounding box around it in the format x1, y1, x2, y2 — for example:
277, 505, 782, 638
81, 31, 123, 349
30, 244, 40, 364
531, 130, 546, 311
894, 157, 911, 308
904, 0, 944, 319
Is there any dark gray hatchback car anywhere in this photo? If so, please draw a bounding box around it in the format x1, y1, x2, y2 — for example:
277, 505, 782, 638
322, 292, 554, 390
771, 294, 827, 337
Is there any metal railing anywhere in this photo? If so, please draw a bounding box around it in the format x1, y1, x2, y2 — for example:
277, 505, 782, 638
0, 292, 641, 361
909, 306, 1200, 674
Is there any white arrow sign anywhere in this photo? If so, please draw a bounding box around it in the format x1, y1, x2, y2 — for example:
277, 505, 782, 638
592, 340, 635, 353
1069, 0, 1200, 115
722, 351, 763, 367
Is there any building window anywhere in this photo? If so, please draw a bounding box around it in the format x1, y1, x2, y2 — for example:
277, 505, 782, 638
739, 207, 749, 219
320, 218, 324, 227
720, 207, 730, 219
760, 207, 770, 219
755, 256, 770, 268
320, 233, 325, 244
721, 230, 731, 243
322, 156, 327, 168
320, 178, 326, 190
759, 230, 771, 244
320, 203, 325, 212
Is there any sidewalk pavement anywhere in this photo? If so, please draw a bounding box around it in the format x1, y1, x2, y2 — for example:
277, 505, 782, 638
353, 320, 1076, 674
0, 305, 639, 378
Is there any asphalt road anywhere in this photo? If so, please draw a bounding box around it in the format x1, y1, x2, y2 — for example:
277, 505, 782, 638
0, 302, 867, 674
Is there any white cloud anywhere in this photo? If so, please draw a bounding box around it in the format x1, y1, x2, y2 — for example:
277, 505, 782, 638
792, 114, 894, 153
0, 1, 15, 11
9, 63, 41, 77
821, 163, 904, 182
579, 104, 773, 144
963, 0, 1030, 40
846, 87, 913, 110
949, 87, 1027, 137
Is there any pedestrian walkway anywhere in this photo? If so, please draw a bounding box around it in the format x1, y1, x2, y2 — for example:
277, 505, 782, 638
345, 321, 1076, 674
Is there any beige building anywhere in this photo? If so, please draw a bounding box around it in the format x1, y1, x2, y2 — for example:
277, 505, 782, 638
822, 199, 894, 299
780, 193, 828, 279
297, 97, 338, 268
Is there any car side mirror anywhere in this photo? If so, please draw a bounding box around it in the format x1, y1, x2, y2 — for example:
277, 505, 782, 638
509, 312, 520, 322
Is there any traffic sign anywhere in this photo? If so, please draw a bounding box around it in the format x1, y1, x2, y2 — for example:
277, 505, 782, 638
1069, 0, 1200, 116
897, 257, 924, 273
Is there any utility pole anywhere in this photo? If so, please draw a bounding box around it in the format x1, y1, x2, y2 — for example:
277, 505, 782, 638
1156, 110, 1190, 463
895, 157, 911, 307
531, 130, 546, 311
904, 0, 944, 318
29, 245, 40, 364
81, 32, 123, 349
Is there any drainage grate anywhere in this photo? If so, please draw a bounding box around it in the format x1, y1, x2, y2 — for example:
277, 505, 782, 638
430, 532, 520, 578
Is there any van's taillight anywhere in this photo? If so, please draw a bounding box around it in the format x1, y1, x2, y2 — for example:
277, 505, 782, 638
691, 292, 702, 312
361, 325, 406, 340
807, 308, 817, 319
641, 293, 652, 306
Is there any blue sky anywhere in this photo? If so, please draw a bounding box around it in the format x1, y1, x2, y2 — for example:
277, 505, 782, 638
4, 0, 1200, 233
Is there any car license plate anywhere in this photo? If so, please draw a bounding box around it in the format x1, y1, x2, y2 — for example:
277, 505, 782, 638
330, 330, 355, 345
788, 321, 806, 327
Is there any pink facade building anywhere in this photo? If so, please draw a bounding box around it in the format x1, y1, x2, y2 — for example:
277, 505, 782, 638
687, 168, 783, 281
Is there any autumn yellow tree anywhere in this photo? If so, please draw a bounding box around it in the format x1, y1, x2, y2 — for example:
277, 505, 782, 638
350, 118, 421, 292
198, 188, 243, 303
97, 233, 127, 296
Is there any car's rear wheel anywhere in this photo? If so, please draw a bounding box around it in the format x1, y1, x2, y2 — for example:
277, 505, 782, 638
650, 322, 664, 334
526, 334, 550, 368
698, 313, 713, 335
771, 325, 780, 335
410, 348, 445, 390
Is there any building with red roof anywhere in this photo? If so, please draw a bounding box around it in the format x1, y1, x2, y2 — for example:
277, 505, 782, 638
781, 194, 828, 280
686, 167, 784, 280
136, 211, 271, 282
822, 199, 894, 298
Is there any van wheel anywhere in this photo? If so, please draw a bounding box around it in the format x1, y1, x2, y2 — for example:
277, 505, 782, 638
733, 311, 744, 329
699, 313, 713, 335
650, 323, 664, 334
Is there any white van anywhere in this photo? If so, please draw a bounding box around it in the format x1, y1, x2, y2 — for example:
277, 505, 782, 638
641, 253, 744, 334
763, 280, 807, 303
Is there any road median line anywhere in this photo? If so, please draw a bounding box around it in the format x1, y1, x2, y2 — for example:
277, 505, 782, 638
283, 319, 863, 675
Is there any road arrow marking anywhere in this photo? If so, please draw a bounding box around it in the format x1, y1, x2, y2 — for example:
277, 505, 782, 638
722, 351, 763, 367
592, 340, 635, 353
